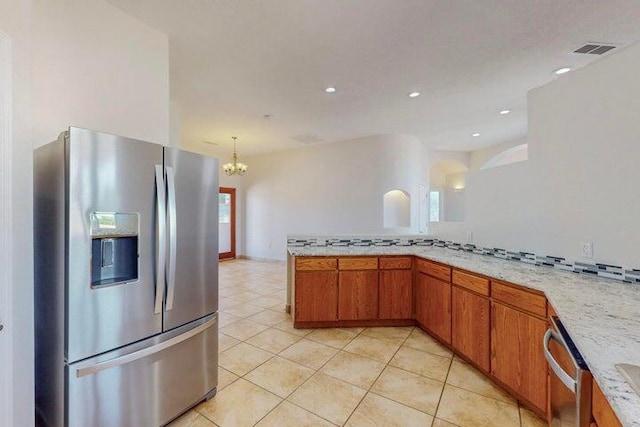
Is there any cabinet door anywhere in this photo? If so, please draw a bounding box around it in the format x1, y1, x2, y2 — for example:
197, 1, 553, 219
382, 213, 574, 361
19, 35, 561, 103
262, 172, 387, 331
491, 302, 548, 414
417, 273, 451, 344
452, 286, 490, 371
379, 270, 413, 319
592, 380, 622, 427
295, 271, 338, 322
414, 272, 428, 326
338, 270, 379, 320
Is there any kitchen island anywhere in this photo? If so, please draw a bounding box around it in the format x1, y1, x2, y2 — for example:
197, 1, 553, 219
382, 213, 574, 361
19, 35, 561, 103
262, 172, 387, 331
287, 238, 640, 427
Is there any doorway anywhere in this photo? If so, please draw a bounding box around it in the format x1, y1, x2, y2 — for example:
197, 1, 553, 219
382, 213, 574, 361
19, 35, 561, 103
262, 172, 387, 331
218, 187, 236, 260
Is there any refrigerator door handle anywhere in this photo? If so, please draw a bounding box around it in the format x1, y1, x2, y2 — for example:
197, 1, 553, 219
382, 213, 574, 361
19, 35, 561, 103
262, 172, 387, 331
165, 166, 177, 311
75, 316, 217, 378
154, 165, 167, 314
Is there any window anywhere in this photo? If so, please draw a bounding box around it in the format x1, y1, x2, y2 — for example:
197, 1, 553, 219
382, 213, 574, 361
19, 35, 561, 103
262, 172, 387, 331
219, 194, 231, 223
429, 191, 440, 222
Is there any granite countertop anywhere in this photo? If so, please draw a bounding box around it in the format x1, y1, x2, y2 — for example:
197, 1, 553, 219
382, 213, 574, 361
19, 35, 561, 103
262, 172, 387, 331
288, 245, 640, 427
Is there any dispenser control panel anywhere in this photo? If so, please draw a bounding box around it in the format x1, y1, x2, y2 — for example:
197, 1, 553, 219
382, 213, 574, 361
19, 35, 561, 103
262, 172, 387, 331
90, 212, 140, 288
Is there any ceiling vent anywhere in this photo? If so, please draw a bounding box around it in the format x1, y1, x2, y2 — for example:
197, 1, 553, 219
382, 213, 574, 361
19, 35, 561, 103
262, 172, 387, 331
572, 43, 617, 55
290, 133, 323, 145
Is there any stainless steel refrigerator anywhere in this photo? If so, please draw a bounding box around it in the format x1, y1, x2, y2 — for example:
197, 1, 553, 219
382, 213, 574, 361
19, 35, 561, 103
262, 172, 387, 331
34, 127, 219, 427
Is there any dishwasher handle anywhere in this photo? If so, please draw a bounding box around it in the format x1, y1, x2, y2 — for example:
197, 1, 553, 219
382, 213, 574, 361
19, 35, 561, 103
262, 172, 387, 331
544, 328, 578, 393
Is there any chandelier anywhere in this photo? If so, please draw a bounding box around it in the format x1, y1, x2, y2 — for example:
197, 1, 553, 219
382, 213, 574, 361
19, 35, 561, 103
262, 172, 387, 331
222, 136, 247, 176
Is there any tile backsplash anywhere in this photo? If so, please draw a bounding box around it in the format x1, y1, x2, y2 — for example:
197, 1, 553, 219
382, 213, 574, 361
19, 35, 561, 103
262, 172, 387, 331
287, 235, 639, 284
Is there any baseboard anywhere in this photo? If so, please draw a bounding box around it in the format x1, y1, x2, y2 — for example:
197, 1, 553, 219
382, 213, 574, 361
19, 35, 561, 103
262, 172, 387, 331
294, 319, 416, 329
237, 255, 286, 264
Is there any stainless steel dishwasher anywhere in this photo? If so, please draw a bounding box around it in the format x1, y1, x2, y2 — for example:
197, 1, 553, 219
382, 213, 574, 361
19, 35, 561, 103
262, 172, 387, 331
544, 316, 593, 427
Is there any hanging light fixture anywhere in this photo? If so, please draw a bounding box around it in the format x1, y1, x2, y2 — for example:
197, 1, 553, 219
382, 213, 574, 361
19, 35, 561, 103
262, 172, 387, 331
222, 136, 247, 176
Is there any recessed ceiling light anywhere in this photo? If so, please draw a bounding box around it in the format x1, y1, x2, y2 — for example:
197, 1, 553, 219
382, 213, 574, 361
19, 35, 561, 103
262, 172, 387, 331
472, 133, 480, 137
325, 87, 336, 93
499, 109, 511, 115
554, 67, 572, 75
408, 92, 420, 98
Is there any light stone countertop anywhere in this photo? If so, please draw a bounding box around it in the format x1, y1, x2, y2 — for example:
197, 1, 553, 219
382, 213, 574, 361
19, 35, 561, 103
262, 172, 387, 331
288, 245, 640, 427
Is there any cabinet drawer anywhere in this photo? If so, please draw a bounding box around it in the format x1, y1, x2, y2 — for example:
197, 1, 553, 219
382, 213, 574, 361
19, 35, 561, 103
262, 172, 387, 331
379, 257, 412, 270
416, 258, 451, 282
338, 257, 378, 270
491, 281, 546, 318
296, 257, 337, 271
453, 270, 490, 296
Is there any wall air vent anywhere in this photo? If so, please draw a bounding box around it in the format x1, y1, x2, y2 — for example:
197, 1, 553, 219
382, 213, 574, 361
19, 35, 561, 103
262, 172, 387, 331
573, 43, 617, 55
290, 133, 323, 144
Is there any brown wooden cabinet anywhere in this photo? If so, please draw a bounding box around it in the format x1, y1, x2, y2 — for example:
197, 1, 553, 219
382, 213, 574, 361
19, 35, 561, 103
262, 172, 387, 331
338, 257, 379, 320
491, 301, 548, 414
379, 269, 413, 319
414, 271, 428, 326
452, 285, 490, 371
338, 270, 379, 320
291, 255, 630, 423
592, 379, 622, 427
379, 257, 412, 319
416, 272, 452, 344
294, 270, 338, 322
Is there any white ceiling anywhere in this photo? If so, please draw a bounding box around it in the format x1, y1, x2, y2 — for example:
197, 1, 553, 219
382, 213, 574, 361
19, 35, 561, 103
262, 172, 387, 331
107, 0, 640, 156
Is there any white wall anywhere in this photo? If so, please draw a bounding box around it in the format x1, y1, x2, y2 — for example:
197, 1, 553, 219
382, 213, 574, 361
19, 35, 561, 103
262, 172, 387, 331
0, 1, 170, 425
427, 154, 470, 236
444, 171, 466, 222
383, 190, 411, 228
0, 2, 33, 425
470, 137, 527, 171
31, 0, 169, 146
466, 40, 640, 267
243, 134, 428, 260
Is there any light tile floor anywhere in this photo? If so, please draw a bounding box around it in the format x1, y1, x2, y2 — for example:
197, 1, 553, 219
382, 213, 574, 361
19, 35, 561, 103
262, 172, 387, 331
169, 259, 547, 427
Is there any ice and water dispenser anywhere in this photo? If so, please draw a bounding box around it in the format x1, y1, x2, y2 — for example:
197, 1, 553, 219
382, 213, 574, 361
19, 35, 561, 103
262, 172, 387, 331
90, 212, 139, 287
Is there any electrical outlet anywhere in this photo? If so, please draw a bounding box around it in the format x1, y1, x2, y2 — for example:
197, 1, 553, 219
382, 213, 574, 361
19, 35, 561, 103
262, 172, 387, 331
316, 238, 326, 246
581, 241, 593, 258
399, 237, 410, 245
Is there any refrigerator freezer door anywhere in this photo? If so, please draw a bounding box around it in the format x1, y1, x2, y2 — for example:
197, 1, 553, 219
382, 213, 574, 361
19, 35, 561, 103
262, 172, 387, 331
163, 148, 219, 331
66, 314, 218, 427
67, 127, 163, 363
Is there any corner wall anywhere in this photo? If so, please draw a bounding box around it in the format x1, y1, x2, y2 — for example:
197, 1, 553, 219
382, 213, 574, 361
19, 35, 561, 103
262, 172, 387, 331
242, 134, 428, 260
465, 41, 640, 267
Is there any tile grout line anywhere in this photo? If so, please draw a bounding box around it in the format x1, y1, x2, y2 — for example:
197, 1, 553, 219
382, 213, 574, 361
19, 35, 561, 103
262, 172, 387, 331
340, 329, 415, 426
200, 265, 288, 426
204, 260, 542, 427
273, 327, 394, 427
429, 349, 455, 425
258, 330, 366, 427
215, 323, 294, 426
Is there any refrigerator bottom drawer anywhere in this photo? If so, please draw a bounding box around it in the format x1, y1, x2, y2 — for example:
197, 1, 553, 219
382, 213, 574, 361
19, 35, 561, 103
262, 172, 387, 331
66, 316, 218, 427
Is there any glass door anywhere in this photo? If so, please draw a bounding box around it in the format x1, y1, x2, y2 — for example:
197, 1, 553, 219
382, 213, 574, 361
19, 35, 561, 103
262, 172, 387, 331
219, 187, 236, 260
